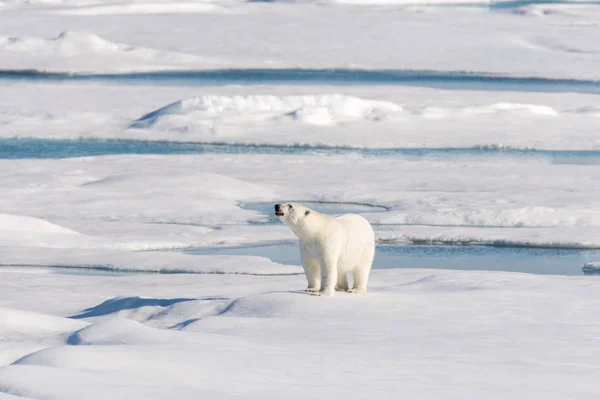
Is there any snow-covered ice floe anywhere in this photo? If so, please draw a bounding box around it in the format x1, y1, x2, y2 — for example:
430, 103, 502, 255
1, 268, 600, 398
2, 2, 600, 78
2, 82, 600, 150
0, 31, 228, 73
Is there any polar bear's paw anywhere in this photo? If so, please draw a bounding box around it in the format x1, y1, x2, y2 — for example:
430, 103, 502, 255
314, 290, 334, 297
306, 287, 320, 293
347, 287, 367, 294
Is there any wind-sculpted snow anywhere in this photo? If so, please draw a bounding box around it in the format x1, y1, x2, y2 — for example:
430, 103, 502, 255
0, 269, 599, 399
0, 308, 87, 366
0, 214, 80, 235
0, 31, 226, 73
66, 318, 198, 345
0, 308, 86, 337
0, 214, 87, 249
131, 94, 403, 129
131, 96, 566, 133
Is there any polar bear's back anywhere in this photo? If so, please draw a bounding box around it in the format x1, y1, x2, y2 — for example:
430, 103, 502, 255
334, 213, 375, 243
333, 213, 375, 272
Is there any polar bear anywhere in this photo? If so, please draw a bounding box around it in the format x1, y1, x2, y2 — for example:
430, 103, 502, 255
275, 202, 375, 296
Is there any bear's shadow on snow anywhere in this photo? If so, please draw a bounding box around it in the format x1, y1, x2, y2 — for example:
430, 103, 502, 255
69, 296, 200, 319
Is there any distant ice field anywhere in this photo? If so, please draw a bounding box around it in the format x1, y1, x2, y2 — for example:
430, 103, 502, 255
3, 4, 600, 79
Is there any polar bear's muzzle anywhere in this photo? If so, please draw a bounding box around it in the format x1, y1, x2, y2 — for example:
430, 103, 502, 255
274, 204, 284, 217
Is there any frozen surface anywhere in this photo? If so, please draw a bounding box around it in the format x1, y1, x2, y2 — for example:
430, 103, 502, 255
1, 152, 600, 274
0, 268, 599, 399
1, 3, 600, 78
0, 31, 227, 73
2, 82, 600, 150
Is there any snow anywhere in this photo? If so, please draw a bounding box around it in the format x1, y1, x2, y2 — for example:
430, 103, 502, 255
57, 2, 223, 15
0, 31, 228, 73
2, 0, 600, 397
1, 152, 599, 275
0, 1, 600, 80
0, 3, 600, 77
1, 269, 600, 399
0, 214, 80, 235
131, 94, 403, 129
2, 82, 600, 150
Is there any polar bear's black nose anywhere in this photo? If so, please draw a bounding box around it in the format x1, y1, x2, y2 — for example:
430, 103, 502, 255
274, 204, 284, 216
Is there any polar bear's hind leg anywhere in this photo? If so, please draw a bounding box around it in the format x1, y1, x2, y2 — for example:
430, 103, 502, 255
348, 248, 374, 294
336, 272, 349, 292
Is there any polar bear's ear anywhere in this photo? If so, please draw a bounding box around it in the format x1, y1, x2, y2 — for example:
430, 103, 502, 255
305, 210, 310, 216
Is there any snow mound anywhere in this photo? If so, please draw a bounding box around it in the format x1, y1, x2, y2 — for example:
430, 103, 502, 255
0, 31, 225, 73
0, 31, 122, 56
131, 94, 403, 129
0, 308, 87, 337
0, 214, 80, 235
70, 296, 232, 329
67, 319, 191, 345
218, 292, 375, 319
222, 292, 320, 318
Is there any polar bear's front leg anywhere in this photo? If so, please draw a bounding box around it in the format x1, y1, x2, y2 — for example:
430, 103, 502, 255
300, 244, 321, 293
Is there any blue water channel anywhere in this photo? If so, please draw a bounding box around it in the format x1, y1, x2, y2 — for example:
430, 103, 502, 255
2, 138, 600, 165
2, 69, 600, 94
188, 242, 600, 276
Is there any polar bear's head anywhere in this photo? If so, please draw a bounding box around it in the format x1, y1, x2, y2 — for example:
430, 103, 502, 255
274, 203, 312, 226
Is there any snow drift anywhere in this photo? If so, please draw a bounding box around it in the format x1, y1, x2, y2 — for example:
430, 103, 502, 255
0, 214, 80, 235
0, 31, 225, 73
131, 94, 403, 129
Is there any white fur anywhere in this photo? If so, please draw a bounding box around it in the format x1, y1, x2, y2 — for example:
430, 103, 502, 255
275, 202, 375, 296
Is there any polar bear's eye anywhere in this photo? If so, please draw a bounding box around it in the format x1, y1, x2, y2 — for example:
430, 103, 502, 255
305, 211, 310, 216
288, 205, 293, 209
